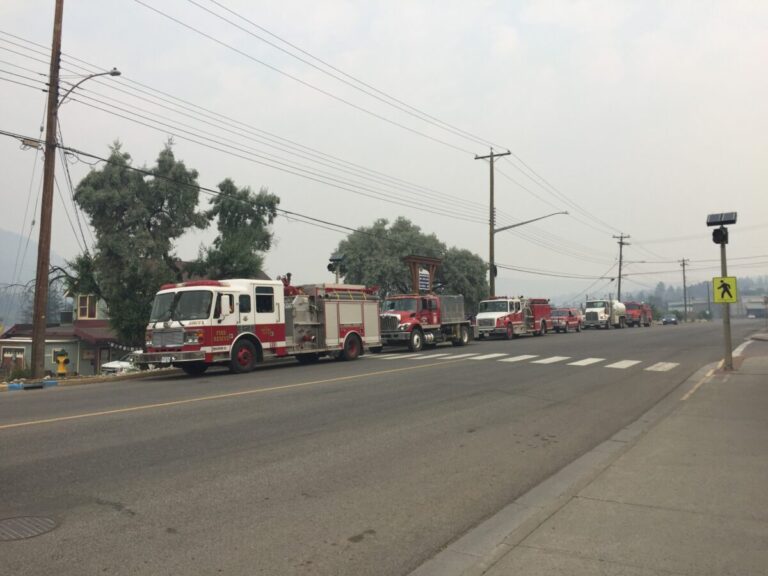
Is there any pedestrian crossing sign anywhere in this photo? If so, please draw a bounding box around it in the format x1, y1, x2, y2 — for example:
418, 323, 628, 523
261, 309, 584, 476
713, 276, 737, 303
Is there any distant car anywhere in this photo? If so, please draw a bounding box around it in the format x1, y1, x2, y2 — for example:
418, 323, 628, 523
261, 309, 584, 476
100, 353, 140, 375
661, 315, 679, 325
551, 307, 582, 333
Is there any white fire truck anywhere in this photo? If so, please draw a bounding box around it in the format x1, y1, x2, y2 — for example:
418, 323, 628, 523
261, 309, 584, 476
136, 277, 382, 376
476, 297, 553, 339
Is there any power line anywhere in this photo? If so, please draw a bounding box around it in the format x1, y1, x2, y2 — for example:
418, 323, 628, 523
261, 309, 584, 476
187, 0, 497, 150
132, 0, 477, 155
2, 31, 624, 267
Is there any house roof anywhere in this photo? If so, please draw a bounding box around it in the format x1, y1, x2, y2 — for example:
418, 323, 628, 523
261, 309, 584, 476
1, 320, 117, 344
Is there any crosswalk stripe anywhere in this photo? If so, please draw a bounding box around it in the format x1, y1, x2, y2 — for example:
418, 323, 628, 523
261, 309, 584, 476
531, 356, 571, 364
499, 354, 539, 363
645, 362, 679, 372
381, 354, 408, 360
469, 353, 509, 361
605, 360, 642, 369
408, 353, 451, 360
568, 358, 605, 366
439, 353, 479, 360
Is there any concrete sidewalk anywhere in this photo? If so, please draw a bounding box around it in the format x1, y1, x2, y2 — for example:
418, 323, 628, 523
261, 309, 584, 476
410, 337, 768, 576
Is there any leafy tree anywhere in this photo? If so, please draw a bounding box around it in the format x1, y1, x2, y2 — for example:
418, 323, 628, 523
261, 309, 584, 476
192, 178, 279, 279
336, 218, 443, 294
438, 248, 489, 315
73, 142, 208, 344
21, 279, 65, 324
334, 217, 488, 311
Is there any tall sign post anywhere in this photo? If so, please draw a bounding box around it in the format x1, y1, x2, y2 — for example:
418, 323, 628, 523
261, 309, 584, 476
707, 212, 737, 370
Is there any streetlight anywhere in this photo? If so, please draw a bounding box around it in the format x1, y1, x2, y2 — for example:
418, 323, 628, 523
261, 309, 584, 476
30, 0, 121, 378
59, 67, 121, 105
489, 211, 569, 297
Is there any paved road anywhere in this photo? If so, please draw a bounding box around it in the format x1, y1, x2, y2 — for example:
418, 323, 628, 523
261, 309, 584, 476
1, 320, 761, 575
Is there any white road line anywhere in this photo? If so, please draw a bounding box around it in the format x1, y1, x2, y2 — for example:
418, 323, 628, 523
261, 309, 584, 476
408, 353, 451, 360
605, 360, 642, 369
531, 356, 571, 364
438, 353, 479, 360
367, 354, 396, 359
733, 340, 753, 356
381, 354, 410, 360
469, 353, 509, 361
499, 354, 539, 363
645, 362, 679, 372
568, 357, 605, 366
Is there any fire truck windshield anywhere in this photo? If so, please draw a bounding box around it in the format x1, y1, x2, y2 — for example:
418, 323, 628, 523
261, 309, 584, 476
382, 298, 418, 312
478, 300, 509, 313
150, 290, 214, 322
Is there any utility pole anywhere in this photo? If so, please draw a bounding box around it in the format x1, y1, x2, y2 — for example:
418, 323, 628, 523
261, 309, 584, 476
31, 0, 64, 379
475, 148, 510, 298
680, 258, 690, 323
613, 234, 630, 301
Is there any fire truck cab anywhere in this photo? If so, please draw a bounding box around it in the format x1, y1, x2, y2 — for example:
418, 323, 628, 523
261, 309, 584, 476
137, 278, 381, 375
476, 297, 552, 339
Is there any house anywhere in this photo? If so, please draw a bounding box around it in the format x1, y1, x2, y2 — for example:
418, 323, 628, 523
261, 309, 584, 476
0, 293, 119, 378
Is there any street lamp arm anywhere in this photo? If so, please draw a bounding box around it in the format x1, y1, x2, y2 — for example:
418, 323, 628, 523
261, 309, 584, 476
494, 211, 568, 234
58, 67, 121, 107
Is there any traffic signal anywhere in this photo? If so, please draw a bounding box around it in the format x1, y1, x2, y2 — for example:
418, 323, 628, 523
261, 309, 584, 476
712, 227, 728, 245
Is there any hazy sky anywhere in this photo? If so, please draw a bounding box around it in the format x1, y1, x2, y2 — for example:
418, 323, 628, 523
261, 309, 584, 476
1, 0, 766, 304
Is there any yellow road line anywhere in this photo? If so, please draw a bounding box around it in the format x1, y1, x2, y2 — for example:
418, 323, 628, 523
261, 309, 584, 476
681, 368, 715, 401
0, 359, 463, 431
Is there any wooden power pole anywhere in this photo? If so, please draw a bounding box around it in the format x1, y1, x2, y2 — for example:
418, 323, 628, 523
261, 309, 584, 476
31, 0, 64, 378
475, 148, 510, 298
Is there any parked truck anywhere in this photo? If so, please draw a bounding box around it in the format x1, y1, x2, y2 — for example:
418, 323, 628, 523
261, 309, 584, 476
476, 297, 552, 339
380, 294, 472, 352
582, 299, 627, 329
624, 301, 653, 327
136, 277, 382, 375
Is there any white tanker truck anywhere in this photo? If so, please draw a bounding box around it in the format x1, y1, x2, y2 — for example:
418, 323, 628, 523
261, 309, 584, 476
582, 299, 627, 329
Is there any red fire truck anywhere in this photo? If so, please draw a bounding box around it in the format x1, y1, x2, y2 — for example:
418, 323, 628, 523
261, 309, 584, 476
475, 297, 553, 339
379, 294, 472, 352
624, 301, 653, 327
136, 277, 382, 375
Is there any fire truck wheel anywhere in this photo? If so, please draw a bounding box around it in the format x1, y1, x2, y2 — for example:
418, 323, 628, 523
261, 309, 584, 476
453, 325, 470, 347
408, 329, 424, 352
342, 334, 362, 361
230, 340, 257, 373
505, 324, 513, 340
181, 362, 208, 376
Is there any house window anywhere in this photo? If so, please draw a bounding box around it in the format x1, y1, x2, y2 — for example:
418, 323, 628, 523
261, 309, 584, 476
78, 295, 97, 319
1, 347, 25, 371
255, 286, 274, 313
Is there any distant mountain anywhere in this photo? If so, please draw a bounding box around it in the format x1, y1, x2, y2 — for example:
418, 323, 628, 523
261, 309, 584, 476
0, 228, 65, 327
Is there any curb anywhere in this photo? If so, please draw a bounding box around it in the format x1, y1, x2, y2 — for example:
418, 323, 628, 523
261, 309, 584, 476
0, 368, 177, 393
407, 361, 719, 576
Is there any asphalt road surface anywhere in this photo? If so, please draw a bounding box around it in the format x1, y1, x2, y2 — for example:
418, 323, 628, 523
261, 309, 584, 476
1, 319, 761, 576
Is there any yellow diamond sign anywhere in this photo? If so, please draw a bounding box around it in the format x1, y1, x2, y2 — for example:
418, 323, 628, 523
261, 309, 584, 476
713, 276, 737, 303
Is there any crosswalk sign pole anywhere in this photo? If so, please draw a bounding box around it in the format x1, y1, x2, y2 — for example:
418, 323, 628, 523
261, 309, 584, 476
720, 242, 734, 370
